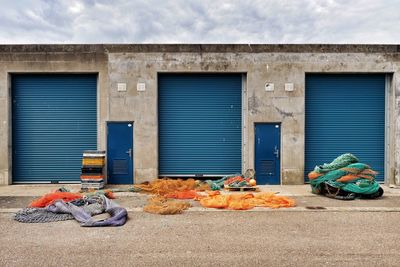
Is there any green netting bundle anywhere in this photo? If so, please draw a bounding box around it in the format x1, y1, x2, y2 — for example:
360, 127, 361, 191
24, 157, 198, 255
313, 153, 359, 174
308, 153, 383, 199
206, 174, 239, 191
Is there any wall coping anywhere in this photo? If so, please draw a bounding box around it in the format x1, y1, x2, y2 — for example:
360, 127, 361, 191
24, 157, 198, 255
0, 44, 399, 53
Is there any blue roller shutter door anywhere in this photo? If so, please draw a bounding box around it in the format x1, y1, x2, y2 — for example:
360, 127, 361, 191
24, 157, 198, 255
159, 74, 242, 176
12, 74, 97, 183
305, 74, 385, 182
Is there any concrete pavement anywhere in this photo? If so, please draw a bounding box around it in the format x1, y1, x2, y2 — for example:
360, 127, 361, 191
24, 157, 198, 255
1, 211, 400, 267
1, 184, 400, 197
0, 184, 399, 213
1, 184, 400, 266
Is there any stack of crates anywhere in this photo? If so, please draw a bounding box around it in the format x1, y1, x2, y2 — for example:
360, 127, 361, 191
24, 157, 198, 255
81, 150, 105, 190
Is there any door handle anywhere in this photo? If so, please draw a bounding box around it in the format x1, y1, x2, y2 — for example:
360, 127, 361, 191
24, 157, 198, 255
126, 148, 132, 158
274, 146, 279, 158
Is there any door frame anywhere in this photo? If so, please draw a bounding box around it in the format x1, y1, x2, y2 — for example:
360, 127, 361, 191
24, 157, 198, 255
106, 121, 134, 184
254, 122, 282, 185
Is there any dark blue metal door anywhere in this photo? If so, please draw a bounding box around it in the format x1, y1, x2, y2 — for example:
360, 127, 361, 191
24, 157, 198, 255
305, 74, 385, 182
255, 124, 281, 185
107, 122, 133, 184
158, 74, 242, 177
12, 74, 97, 183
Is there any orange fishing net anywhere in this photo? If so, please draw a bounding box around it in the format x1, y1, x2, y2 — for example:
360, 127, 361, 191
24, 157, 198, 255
164, 190, 199, 199
29, 192, 82, 208
308, 171, 323, 180
247, 192, 296, 209
143, 196, 191, 215
139, 178, 295, 214
138, 179, 207, 215
199, 191, 295, 210
136, 178, 208, 196
335, 168, 377, 182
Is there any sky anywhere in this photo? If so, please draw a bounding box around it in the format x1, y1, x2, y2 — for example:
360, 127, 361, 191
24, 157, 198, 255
0, 0, 399, 44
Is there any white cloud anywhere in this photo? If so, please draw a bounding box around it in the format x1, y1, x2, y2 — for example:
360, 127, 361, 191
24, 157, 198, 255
0, 0, 399, 44
68, 1, 85, 14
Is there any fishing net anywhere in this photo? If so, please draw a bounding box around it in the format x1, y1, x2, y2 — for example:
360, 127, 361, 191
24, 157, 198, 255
29, 192, 83, 208
16, 195, 127, 226
248, 192, 296, 209
313, 153, 359, 174
15, 199, 104, 223
136, 178, 198, 195
206, 175, 234, 190
135, 178, 209, 197
199, 191, 296, 210
81, 187, 142, 199
164, 190, 199, 199
143, 196, 191, 215
14, 208, 74, 223
205, 169, 256, 190
308, 154, 383, 198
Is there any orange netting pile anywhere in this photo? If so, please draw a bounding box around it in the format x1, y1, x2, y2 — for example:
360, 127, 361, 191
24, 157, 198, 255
143, 196, 191, 215
164, 190, 199, 199
29, 192, 83, 208
199, 191, 296, 210
135, 178, 208, 196
137, 178, 296, 214
335, 168, 377, 183
137, 179, 205, 215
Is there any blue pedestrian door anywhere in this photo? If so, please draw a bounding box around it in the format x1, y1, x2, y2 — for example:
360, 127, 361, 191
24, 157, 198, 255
255, 123, 281, 185
305, 74, 385, 182
107, 122, 134, 184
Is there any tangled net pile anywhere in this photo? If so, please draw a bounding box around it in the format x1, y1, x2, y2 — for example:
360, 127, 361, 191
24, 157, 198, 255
136, 178, 296, 214
199, 191, 295, 210
135, 178, 208, 196
308, 153, 383, 200
14, 188, 128, 226
143, 196, 192, 215
206, 169, 256, 190
137, 178, 206, 215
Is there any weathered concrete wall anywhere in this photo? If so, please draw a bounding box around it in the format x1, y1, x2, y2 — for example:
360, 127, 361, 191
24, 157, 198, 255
0, 45, 399, 185
394, 71, 400, 185
0, 50, 109, 185
108, 51, 399, 184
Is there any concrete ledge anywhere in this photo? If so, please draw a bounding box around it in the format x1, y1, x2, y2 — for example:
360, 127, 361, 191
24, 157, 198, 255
0, 44, 399, 54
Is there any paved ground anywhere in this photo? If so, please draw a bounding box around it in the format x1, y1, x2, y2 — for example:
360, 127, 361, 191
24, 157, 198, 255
1, 184, 399, 197
2, 194, 400, 209
1, 211, 400, 267
1, 184, 400, 266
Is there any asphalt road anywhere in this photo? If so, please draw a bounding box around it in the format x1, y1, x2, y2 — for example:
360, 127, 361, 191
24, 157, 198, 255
1, 210, 400, 267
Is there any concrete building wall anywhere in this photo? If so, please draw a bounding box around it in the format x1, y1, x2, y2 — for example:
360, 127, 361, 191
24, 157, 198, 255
0, 47, 109, 185
0, 45, 399, 185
